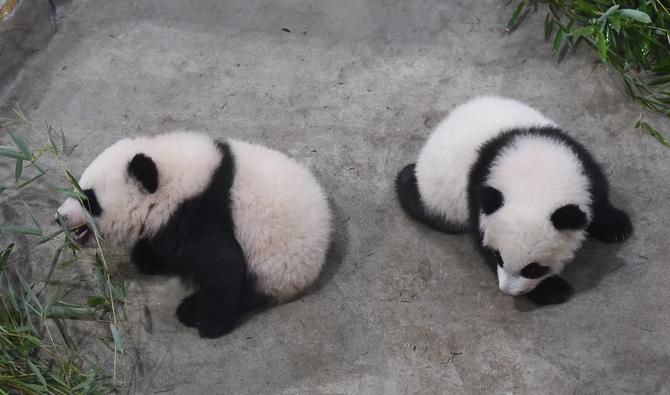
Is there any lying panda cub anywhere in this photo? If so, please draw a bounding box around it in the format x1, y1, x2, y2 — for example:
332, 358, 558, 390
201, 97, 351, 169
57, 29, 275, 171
57, 132, 332, 337
396, 96, 632, 305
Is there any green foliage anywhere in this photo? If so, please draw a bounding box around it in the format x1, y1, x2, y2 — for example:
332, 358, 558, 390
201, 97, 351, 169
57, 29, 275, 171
507, 0, 670, 146
0, 112, 124, 393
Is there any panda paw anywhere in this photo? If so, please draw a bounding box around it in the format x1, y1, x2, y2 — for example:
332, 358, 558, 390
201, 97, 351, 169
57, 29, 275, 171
197, 318, 236, 338
525, 276, 573, 306
176, 293, 200, 328
588, 206, 633, 243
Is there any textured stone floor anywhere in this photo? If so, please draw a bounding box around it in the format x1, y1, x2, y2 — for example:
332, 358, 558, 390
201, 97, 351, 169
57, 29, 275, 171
1, 1, 669, 393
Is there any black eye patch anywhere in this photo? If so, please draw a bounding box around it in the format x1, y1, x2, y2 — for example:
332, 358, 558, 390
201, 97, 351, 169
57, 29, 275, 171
551, 204, 587, 230
520, 262, 549, 279
83, 189, 102, 217
480, 186, 504, 215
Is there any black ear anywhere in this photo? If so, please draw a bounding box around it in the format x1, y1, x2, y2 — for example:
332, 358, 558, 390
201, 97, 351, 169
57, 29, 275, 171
128, 153, 158, 193
551, 204, 587, 230
480, 186, 504, 215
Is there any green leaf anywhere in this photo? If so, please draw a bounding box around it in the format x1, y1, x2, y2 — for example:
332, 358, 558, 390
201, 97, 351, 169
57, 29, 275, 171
94, 255, 109, 298
544, 13, 553, 41
14, 159, 23, 182
57, 187, 86, 200
0, 243, 14, 272
506, 1, 526, 33
0, 224, 43, 236
47, 302, 92, 319
0, 145, 30, 160
567, 25, 596, 37
110, 322, 124, 352
610, 12, 622, 33
16, 172, 46, 189
7, 130, 31, 157
113, 277, 126, 300
4, 273, 20, 312
553, 26, 565, 55
72, 374, 94, 392
26, 359, 48, 390
597, 30, 608, 63
647, 75, 670, 86
53, 318, 76, 349
22, 383, 48, 392
636, 120, 669, 147
86, 296, 108, 308
36, 228, 64, 245
64, 169, 83, 194
599, 5, 620, 23
43, 246, 62, 286
17, 271, 43, 315
617, 9, 652, 24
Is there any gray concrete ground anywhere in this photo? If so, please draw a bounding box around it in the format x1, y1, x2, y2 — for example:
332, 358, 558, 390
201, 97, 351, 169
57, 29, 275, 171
1, 0, 670, 393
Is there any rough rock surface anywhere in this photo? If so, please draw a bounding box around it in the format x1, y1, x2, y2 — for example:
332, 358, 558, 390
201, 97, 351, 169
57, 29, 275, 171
1, 0, 669, 393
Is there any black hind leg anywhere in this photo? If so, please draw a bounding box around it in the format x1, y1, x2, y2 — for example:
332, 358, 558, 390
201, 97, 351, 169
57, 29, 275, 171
395, 163, 467, 234
587, 204, 633, 243
176, 292, 200, 327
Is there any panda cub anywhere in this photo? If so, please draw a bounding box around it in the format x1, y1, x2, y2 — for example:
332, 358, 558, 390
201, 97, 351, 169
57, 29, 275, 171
57, 132, 332, 337
396, 96, 632, 305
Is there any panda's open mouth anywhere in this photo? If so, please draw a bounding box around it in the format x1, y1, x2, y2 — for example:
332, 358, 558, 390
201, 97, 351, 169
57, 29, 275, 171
70, 224, 91, 243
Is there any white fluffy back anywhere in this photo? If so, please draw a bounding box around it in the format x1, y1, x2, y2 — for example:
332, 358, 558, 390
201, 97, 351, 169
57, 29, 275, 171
415, 96, 556, 224
229, 140, 332, 302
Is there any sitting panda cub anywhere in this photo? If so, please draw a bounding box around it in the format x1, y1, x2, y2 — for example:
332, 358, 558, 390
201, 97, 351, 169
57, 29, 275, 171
396, 96, 632, 305
57, 132, 332, 337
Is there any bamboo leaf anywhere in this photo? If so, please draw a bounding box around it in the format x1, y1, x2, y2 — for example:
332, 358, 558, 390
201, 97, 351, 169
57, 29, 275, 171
636, 120, 670, 147
553, 26, 565, 55
26, 359, 48, 390
599, 5, 620, 23
110, 322, 124, 352
7, 130, 31, 157
597, 30, 608, 62
14, 159, 23, 182
16, 172, 46, 189
47, 302, 92, 319
0, 145, 30, 160
618, 9, 652, 24
544, 13, 553, 41
567, 25, 596, 37
0, 243, 14, 272
43, 246, 63, 286
0, 224, 43, 236
17, 271, 43, 315
506, 1, 526, 33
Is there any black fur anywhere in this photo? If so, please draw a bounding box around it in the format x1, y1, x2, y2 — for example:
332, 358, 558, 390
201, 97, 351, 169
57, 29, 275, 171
130, 142, 269, 338
480, 186, 503, 215
467, 126, 632, 305
551, 204, 587, 230
525, 275, 573, 305
520, 262, 549, 279
128, 153, 159, 193
395, 163, 467, 234
83, 189, 102, 217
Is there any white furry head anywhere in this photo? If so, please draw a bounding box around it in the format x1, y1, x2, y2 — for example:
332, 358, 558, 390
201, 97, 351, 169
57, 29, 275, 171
56, 132, 221, 249
479, 134, 592, 295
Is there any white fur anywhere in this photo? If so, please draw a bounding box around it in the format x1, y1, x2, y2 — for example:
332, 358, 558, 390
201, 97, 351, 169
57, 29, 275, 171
415, 96, 556, 225
57, 132, 332, 301
415, 96, 591, 295
229, 140, 332, 302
